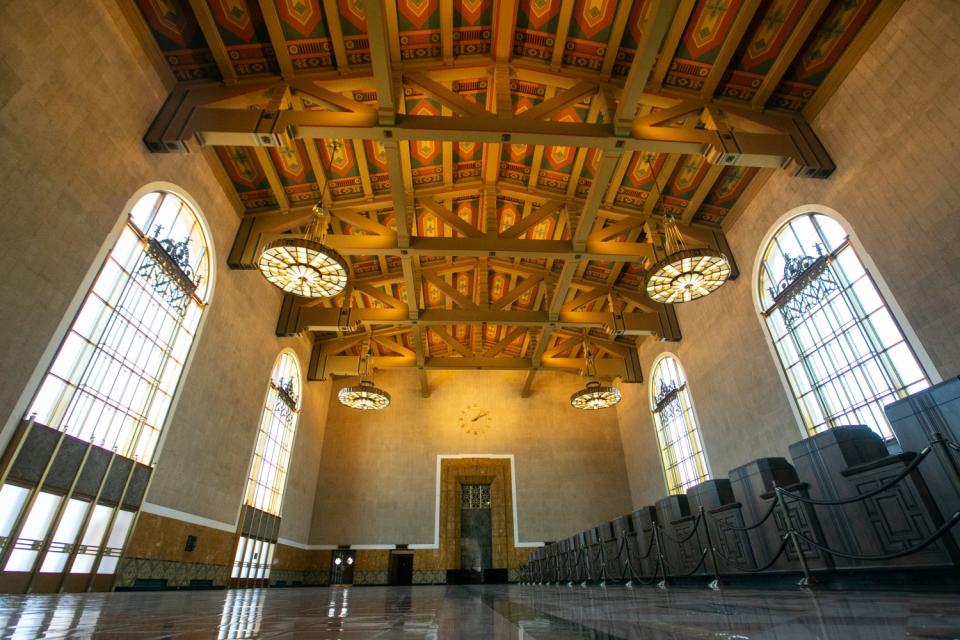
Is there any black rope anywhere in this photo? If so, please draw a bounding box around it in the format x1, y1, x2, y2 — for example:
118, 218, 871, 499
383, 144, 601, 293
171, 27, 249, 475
789, 511, 960, 562
674, 548, 708, 577
660, 512, 703, 544
705, 499, 778, 532
710, 536, 790, 573
776, 447, 931, 506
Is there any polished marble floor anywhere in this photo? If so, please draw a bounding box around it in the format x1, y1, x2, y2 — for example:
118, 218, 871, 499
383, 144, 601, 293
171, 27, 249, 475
1, 583, 959, 639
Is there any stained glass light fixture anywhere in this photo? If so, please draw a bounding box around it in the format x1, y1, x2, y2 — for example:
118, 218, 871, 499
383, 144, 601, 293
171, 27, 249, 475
338, 344, 391, 410
570, 341, 621, 410
258, 201, 348, 298
645, 215, 731, 304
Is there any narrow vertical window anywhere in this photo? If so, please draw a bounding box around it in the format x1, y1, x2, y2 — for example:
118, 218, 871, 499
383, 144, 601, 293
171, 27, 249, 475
231, 351, 301, 584
758, 212, 930, 441
0, 189, 211, 587
650, 355, 711, 495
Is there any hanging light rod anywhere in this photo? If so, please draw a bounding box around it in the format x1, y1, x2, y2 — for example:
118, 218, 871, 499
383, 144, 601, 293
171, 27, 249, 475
570, 340, 621, 410
338, 341, 391, 410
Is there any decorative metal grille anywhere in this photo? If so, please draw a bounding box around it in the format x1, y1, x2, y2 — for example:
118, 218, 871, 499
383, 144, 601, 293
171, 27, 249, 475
136, 231, 199, 316
461, 484, 491, 510
275, 377, 299, 412
765, 244, 840, 329
653, 381, 685, 422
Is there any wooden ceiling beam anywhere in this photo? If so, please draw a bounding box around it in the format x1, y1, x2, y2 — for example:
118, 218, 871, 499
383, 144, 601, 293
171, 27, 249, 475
311, 352, 630, 378
483, 326, 528, 358
430, 326, 476, 358
517, 81, 599, 121
493, 0, 518, 62
613, 0, 679, 135
572, 148, 621, 251
418, 196, 485, 238
550, 0, 576, 71
257, 0, 295, 79
649, 0, 695, 90
440, 0, 454, 64
599, 0, 635, 79
751, 0, 830, 109
186, 0, 237, 84
320, 0, 351, 73
491, 274, 545, 311
500, 199, 564, 239
422, 272, 479, 309
405, 72, 493, 117
365, 0, 396, 124
699, 0, 761, 99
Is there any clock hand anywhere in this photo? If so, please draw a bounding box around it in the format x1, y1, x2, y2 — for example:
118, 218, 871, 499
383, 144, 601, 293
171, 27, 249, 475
471, 412, 489, 422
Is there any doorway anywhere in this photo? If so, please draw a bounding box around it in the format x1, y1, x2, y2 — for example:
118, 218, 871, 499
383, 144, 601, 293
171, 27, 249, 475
388, 551, 413, 585
329, 549, 355, 585
459, 484, 492, 583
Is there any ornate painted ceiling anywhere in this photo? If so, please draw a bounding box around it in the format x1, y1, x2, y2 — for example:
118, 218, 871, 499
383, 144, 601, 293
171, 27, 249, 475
126, 0, 897, 391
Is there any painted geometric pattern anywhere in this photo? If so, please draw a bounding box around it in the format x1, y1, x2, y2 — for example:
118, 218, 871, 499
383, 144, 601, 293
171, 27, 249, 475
664, 0, 744, 93
453, 0, 493, 56
697, 165, 758, 223
716, 0, 807, 102
278, 0, 336, 71
404, 92, 444, 186
562, 0, 619, 70
398, 0, 442, 60
514, 0, 562, 61
500, 82, 546, 183
661, 154, 711, 216
215, 146, 277, 210
268, 139, 323, 205
365, 140, 391, 193
572, 148, 601, 198
614, 151, 661, 209
210, 0, 280, 76
770, 0, 879, 111
538, 102, 590, 193
135, 0, 220, 80
320, 138, 364, 199
612, 0, 651, 76
338, 0, 372, 64
417, 196, 481, 237
454, 79, 488, 181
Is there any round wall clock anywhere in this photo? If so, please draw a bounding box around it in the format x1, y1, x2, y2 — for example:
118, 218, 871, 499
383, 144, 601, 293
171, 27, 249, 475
458, 402, 492, 436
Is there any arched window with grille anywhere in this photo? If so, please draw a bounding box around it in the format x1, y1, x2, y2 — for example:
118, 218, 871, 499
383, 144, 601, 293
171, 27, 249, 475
0, 187, 212, 586
231, 351, 302, 584
649, 355, 711, 495
757, 210, 932, 442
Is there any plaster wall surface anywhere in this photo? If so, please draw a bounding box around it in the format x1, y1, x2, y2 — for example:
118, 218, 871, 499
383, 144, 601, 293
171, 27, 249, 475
617, 0, 960, 508
310, 369, 633, 546
0, 1, 326, 541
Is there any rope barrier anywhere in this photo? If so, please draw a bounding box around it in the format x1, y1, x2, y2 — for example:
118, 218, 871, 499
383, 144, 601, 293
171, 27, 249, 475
775, 447, 931, 506
789, 512, 960, 562
659, 512, 703, 544
710, 536, 790, 573
705, 499, 777, 532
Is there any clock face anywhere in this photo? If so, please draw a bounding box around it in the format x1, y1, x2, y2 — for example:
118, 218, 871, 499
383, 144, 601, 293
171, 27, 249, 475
458, 402, 492, 436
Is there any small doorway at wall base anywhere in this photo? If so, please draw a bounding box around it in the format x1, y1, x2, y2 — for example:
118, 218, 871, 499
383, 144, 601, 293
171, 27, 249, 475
388, 550, 413, 585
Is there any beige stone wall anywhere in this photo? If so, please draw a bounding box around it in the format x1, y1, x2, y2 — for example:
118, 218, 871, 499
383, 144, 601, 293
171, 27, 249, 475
310, 369, 633, 545
0, 2, 326, 537
618, 0, 960, 508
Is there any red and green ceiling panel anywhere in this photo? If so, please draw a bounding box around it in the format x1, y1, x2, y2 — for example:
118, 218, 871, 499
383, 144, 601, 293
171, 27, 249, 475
715, 0, 808, 102
696, 165, 758, 224
663, 0, 746, 94
562, 0, 620, 70
276, 0, 336, 71
267, 140, 322, 206
537, 100, 590, 194
514, 0, 563, 61
319, 138, 363, 199
611, 0, 651, 77
397, 0, 442, 60
499, 81, 546, 183
337, 0, 371, 64
135, 0, 220, 81
454, 0, 493, 56
208, 0, 279, 77
614, 151, 664, 210
214, 146, 277, 210
768, 0, 879, 111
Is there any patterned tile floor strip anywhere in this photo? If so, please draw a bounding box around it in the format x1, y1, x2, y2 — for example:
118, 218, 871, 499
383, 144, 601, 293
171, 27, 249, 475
0, 584, 959, 638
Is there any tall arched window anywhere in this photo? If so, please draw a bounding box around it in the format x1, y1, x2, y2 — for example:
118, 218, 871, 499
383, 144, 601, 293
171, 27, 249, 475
649, 355, 711, 495
232, 351, 302, 583
0, 188, 212, 583
757, 211, 930, 441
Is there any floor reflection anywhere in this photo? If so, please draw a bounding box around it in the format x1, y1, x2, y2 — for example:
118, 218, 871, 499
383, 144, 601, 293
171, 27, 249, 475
0, 583, 957, 638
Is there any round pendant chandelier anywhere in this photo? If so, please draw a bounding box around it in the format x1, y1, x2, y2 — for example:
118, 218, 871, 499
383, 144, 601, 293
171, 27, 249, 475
338, 343, 390, 410
645, 216, 730, 304
258, 202, 348, 298
570, 341, 621, 410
